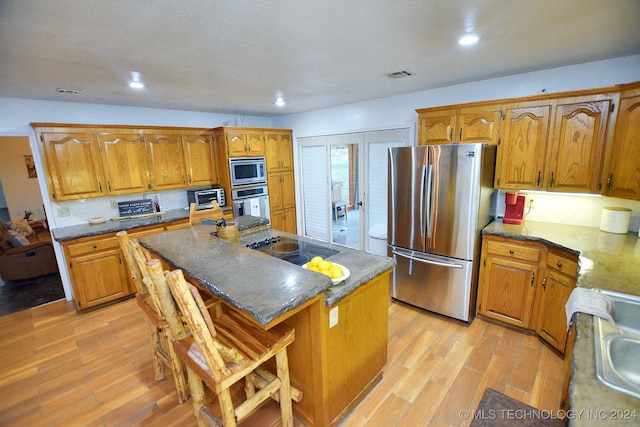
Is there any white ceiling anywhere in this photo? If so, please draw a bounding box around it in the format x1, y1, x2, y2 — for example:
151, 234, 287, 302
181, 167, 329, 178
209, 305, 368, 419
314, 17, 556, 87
1, 0, 639, 117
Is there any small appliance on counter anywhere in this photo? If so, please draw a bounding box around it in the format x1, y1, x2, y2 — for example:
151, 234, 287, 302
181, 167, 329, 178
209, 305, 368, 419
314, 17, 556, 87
187, 187, 225, 209
503, 192, 526, 225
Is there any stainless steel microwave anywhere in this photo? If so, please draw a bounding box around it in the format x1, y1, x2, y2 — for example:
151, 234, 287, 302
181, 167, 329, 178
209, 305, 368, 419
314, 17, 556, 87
187, 188, 225, 208
229, 157, 267, 187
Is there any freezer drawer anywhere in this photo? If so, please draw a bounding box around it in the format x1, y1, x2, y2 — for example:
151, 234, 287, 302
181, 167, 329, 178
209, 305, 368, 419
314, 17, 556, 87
391, 247, 475, 322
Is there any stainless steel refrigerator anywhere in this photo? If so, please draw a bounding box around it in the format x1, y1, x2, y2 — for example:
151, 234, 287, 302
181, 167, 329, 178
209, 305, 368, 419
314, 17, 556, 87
388, 143, 496, 322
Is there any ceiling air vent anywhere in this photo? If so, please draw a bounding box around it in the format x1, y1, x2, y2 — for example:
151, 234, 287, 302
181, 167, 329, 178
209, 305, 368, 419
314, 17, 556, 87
56, 88, 83, 94
386, 70, 414, 79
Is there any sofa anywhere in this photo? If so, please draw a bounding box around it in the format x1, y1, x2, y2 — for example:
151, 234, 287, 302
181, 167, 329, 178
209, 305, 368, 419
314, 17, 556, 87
0, 219, 58, 281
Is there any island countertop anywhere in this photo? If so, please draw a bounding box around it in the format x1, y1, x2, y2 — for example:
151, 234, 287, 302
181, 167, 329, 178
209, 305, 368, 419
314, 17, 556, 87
483, 220, 640, 425
139, 226, 395, 328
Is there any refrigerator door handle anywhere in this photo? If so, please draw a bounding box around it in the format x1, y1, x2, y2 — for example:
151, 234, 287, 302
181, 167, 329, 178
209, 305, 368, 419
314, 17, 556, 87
392, 249, 464, 269
424, 164, 433, 238
420, 164, 427, 238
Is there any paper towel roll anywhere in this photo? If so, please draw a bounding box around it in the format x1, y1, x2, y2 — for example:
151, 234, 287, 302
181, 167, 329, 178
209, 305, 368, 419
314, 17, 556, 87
600, 207, 631, 234
249, 198, 261, 216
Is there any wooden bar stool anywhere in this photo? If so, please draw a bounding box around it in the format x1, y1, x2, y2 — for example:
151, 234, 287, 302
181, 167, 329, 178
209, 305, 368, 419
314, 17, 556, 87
145, 259, 297, 427
117, 230, 190, 403
189, 202, 224, 226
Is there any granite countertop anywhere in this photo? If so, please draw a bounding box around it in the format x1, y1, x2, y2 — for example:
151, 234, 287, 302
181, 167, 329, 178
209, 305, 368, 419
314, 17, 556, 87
51, 208, 268, 242
139, 226, 395, 327
483, 220, 640, 425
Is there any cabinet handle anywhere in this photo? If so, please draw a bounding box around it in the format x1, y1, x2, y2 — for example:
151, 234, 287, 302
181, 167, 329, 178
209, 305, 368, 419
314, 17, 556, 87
459, 128, 463, 141
108, 181, 112, 192
99, 182, 103, 193
509, 249, 514, 255
530, 272, 535, 287
536, 171, 541, 187
549, 172, 554, 187
542, 277, 547, 290
607, 174, 613, 192
557, 262, 562, 268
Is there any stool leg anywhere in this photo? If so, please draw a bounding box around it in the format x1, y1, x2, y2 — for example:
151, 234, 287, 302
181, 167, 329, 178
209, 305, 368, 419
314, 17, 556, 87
148, 322, 165, 381
276, 349, 293, 427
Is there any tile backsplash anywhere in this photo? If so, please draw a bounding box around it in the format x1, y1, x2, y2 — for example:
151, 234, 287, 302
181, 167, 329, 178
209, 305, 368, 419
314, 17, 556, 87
496, 190, 640, 233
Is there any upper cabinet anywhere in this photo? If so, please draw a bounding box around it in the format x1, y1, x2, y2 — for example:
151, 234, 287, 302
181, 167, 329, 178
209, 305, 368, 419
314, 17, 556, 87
265, 131, 294, 172
546, 98, 612, 194
33, 124, 219, 201
223, 128, 265, 157
495, 103, 552, 190
98, 131, 149, 195
39, 131, 105, 201
145, 131, 187, 190
601, 90, 640, 200
417, 105, 502, 146
183, 131, 218, 187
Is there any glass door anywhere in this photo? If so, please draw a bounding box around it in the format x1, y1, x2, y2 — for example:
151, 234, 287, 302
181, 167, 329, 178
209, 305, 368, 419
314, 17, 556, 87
328, 133, 363, 249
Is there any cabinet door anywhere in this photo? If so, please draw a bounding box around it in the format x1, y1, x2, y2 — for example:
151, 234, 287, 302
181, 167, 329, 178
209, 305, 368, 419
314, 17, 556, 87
98, 132, 149, 194
226, 130, 249, 157
417, 110, 456, 145
459, 107, 502, 145
69, 248, 130, 310
184, 133, 217, 186
145, 133, 187, 190
265, 131, 293, 172
40, 132, 105, 200
546, 100, 611, 193
478, 255, 538, 328
269, 208, 296, 233
536, 270, 575, 352
245, 130, 265, 156
603, 95, 640, 200
495, 105, 551, 189
268, 171, 295, 212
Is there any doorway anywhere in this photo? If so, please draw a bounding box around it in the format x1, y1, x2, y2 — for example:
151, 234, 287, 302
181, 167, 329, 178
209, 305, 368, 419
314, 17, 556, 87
298, 128, 411, 251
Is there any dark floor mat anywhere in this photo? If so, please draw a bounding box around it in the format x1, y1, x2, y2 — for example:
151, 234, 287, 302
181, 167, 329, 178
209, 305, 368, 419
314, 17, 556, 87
470, 388, 565, 427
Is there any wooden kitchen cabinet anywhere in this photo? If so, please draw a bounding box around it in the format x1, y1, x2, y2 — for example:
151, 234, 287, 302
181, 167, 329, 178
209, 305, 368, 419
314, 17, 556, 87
63, 236, 131, 310
494, 103, 552, 189
270, 207, 296, 234
477, 235, 577, 354
38, 130, 106, 201
477, 238, 542, 328
535, 249, 578, 353
268, 171, 297, 233
62, 219, 188, 311
416, 104, 502, 145
144, 131, 188, 190
601, 93, 640, 200
545, 98, 612, 193
265, 130, 294, 172
223, 128, 265, 157
97, 131, 149, 195
182, 131, 218, 186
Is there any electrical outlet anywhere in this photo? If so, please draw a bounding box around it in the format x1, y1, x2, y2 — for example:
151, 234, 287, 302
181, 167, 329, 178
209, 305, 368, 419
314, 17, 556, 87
329, 307, 339, 328
57, 207, 70, 217
110, 201, 118, 209
529, 198, 535, 209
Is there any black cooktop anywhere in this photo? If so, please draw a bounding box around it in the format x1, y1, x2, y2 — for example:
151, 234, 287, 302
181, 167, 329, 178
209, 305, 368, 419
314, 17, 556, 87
246, 236, 339, 266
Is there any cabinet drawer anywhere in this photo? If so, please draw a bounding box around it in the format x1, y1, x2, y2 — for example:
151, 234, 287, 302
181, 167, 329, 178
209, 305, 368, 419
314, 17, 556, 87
66, 237, 119, 257
547, 251, 578, 278
485, 240, 541, 262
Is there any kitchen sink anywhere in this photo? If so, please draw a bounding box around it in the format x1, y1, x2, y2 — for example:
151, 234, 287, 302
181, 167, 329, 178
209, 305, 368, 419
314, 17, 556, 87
593, 290, 640, 399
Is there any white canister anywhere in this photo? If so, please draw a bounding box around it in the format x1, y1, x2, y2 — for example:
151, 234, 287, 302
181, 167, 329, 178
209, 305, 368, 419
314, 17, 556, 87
600, 207, 631, 234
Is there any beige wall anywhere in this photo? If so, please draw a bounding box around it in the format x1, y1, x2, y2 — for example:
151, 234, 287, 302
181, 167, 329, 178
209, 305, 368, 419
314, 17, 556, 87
0, 136, 45, 221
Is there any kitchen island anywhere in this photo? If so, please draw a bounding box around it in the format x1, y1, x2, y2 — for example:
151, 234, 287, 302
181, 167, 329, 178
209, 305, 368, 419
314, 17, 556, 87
139, 226, 396, 426
483, 221, 640, 426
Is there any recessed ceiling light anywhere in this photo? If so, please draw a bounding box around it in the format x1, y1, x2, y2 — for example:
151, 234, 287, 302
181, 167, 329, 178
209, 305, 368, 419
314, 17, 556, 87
129, 71, 144, 89
275, 96, 286, 107
458, 34, 479, 46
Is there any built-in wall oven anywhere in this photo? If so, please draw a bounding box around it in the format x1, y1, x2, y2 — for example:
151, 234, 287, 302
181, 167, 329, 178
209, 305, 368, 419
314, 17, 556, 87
229, 157, 267, 187
232, 185, 270, 220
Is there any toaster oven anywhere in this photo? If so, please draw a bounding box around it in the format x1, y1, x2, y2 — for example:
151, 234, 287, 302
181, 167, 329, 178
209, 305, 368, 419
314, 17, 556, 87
187, 188, 225, 209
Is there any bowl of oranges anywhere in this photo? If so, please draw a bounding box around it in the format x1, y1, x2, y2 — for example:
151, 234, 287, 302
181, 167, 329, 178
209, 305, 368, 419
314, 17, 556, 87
303, 256, 350, 285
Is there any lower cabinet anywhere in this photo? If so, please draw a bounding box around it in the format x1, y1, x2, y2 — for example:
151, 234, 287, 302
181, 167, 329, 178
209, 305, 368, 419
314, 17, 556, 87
62, 219, 189, 310
477, 235, 577, 353
270, 207, 297, 234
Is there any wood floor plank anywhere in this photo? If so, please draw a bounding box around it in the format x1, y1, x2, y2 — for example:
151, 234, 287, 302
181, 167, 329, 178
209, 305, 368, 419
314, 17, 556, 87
0, 297, 566, 427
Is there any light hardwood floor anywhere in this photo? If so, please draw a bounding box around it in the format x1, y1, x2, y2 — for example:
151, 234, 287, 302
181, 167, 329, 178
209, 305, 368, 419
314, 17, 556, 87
0, 297, 565, 426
